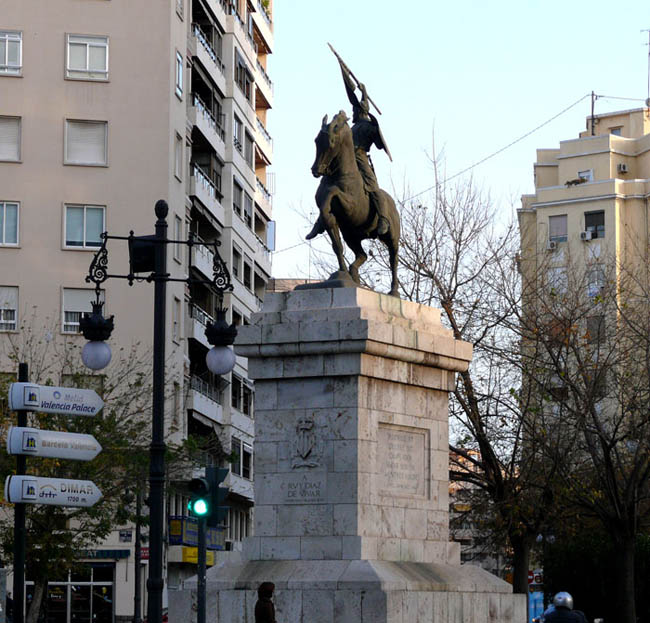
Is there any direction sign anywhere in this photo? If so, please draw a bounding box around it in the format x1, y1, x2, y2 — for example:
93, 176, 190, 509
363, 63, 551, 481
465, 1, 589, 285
9, 383, 104, 416
4, 475, 103, 508
7, 427, 102, 461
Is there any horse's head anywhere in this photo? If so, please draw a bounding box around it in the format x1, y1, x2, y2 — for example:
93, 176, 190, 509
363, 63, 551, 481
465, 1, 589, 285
311, 110, 350, 178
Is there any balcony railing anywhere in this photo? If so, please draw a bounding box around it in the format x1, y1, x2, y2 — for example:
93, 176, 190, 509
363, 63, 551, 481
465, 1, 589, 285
256, 117, 272, 146
256, 176, 272, 202
193, 93, 226, 141
255, 234, 272, 260
190, 374, 220, 403
256, 60, 273, 92
189, 302, 214, 327
257, 0, 272, 25
192, 23, 225, 74
192, 164, 217, 199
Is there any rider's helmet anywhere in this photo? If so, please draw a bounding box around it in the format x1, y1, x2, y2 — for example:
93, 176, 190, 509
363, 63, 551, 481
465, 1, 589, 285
552, 592, 574, 609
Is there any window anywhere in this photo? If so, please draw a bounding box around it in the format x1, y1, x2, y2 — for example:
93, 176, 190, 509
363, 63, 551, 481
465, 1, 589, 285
0, 286, 18, 331
63, 288, 103, 333
234, 51, 252, 103
242, 383, 252, 417
230, 436, 252, 479
231, 436, 241, 474
172, 297, 181, 342
585, 211, 605, 239
578, 169, 593, 182
65, 205, 104, 248
175, 51, 183, 98
243, 257, 252, 290
233, 116, 243, 152
174, 215, 183, 261
547, 267, 567, 295
0, 116, 21, 161
244, 132, 254, 168
65, 120, 107, 165
243, 193, 253, 228
0, 201, 18, 245
176, 0, 184, 19
0, 31, 21, 75
174, 133, 183, 180
233, 180, 242, 216
610, 127, 622, 136
232, 245, 242, 280
586, 315, 605, 344
66, 35, 108, 80
548, 214, 567, 243
587, 264, 605, 298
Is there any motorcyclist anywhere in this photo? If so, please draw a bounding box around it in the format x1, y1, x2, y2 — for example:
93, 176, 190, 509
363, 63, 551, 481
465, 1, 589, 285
542, 592, 587, 622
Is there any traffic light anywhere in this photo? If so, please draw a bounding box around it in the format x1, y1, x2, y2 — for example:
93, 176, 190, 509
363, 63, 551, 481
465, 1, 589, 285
186, 467, 230, 527
206, 466, 229, 528
187, 477, 210, 517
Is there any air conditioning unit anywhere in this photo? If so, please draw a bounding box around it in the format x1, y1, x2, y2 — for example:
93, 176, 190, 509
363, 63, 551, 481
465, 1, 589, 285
580, 230, 593, 241
546, 240, 557, 251
617, 163, 629, 174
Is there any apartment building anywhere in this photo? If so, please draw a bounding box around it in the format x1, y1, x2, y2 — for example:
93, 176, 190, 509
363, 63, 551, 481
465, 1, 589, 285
519, 107, 650, 283
0, 0, 274, 620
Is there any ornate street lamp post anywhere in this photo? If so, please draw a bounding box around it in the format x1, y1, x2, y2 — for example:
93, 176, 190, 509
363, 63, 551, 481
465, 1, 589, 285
81, 200, 236, 623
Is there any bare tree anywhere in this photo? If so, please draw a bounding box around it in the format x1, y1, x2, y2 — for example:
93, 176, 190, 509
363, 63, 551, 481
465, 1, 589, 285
514, 240, 650, 623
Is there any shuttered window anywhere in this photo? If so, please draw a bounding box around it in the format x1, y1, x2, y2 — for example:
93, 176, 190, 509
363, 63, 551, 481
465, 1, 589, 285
0, 116, 20, 161
65, 120, 107, 165
63, 288, 104, 333
0, 286, 18, 331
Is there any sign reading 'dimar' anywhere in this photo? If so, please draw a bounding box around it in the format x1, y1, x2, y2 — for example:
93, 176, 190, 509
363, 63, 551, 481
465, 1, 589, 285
9, 383, 104, 416
7, 427, 102, 461
4, 475, 103, 508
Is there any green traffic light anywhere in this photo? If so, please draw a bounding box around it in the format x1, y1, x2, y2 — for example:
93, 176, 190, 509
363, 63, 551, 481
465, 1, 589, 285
188, 498, 209, 516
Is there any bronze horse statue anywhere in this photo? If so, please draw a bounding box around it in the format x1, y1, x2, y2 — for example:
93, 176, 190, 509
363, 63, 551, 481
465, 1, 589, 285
310, 111, 400, 297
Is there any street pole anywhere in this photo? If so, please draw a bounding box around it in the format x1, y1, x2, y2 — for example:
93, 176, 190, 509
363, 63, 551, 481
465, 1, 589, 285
134, 486, 142, 623
13, 363, 27, 623
197, 517, 206, 623
146, 201, 168, 623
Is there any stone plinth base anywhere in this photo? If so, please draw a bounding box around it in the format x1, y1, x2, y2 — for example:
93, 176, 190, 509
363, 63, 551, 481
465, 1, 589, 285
171, 559, 526, 623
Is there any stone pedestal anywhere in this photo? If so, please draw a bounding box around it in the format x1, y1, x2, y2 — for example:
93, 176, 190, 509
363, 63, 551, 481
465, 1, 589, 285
172, 288, 525, 622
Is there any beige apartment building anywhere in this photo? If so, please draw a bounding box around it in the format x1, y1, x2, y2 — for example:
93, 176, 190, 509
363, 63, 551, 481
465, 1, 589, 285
0, 0, 274, 620
519, 107, 650, 282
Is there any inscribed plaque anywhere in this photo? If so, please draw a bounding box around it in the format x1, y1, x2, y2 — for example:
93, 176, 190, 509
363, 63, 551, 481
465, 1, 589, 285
377, 424, 428, 498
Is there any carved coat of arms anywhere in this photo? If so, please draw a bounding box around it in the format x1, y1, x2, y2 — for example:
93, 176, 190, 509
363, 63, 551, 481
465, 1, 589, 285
292, 413, 321, 468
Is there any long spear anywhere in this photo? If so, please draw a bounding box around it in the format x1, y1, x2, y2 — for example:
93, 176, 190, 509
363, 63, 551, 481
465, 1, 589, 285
328, 42, 382, 115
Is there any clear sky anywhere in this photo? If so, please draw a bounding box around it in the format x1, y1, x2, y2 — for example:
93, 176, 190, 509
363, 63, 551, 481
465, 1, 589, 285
268, 0, 650, 279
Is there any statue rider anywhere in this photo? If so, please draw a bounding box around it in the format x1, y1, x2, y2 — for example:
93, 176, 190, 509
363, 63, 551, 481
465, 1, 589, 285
306, 61, 392, 239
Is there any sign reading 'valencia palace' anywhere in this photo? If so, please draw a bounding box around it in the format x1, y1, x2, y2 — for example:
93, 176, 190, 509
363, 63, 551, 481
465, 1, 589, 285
9, 383, 104, 416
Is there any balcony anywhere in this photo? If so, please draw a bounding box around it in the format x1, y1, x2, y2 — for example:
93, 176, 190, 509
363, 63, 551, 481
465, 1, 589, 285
190, 164, 224, 223
187, 374, 223, 422
188, 303, 213, 349
254, 234, 272, 276
255, 117, 272, 162
192, 23, 226, 82
191, 238, 215, 279
255, 176, 272, 215
255, 59, 273, 108
190, 93, 225, 152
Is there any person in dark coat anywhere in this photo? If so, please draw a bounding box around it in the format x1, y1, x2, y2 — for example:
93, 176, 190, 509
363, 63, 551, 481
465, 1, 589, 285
255, 582, 276, 623
543, 592, 587, 622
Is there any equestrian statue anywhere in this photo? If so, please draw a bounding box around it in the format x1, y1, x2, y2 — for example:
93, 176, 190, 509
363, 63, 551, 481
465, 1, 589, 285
302, 45, 400, 297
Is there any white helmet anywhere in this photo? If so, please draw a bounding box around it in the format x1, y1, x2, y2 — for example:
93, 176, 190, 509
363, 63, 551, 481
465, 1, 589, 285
553, 591, 574, 609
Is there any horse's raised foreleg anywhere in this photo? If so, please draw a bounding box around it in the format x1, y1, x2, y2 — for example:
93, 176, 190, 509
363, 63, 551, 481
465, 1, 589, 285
346, 238, 367, 285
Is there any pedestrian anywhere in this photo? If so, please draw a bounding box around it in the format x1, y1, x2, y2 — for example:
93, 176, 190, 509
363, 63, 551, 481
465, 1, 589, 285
254, 582, 276, 623
543, 592, 587, 622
